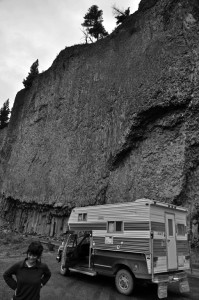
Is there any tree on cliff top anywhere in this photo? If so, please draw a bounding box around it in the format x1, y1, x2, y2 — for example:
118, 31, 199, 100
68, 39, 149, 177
23, 59, 39, 89
112, 6, 130, 25
0, 99, 10, 129
82, 5, 108, 43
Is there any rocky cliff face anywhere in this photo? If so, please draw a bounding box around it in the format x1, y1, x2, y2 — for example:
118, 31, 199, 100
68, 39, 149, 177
1, 0, 199, 236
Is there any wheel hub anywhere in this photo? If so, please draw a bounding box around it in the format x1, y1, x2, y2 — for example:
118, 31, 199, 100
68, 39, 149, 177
119, 273, 129, 290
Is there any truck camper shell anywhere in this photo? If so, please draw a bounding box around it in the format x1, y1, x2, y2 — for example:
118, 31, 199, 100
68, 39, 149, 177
59, 199, 190, 298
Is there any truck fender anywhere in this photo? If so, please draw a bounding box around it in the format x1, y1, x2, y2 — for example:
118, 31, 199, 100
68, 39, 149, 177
112, 260, 135, 276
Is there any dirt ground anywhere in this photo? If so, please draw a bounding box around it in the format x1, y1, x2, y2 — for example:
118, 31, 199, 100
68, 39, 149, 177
0, 231, 60, 300
0, 252, 58, 300
1, 232, 199, 300
1, 252, 199, 300
1, 250, 122, 300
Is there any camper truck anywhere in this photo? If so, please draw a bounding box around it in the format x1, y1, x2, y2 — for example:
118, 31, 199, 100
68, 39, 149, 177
57, 199, 190, 298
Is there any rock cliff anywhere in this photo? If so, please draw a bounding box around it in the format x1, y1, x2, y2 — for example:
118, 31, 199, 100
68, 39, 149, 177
1, 0, 199, 236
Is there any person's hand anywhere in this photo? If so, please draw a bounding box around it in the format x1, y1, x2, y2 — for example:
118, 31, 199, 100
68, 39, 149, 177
41, 283, 43, 288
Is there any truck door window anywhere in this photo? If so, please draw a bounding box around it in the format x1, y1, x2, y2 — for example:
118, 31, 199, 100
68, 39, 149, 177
67, 234, 77, 247
77, 235, 88, 245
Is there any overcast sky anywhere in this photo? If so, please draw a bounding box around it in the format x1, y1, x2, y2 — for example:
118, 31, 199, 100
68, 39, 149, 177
0, 0, 140, 109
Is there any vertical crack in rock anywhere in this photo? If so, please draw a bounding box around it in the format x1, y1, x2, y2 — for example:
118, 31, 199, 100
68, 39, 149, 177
92, 183, 109, 206
172, 104, 199, 207
162, 0, 181, 30
172, 2, 199, 207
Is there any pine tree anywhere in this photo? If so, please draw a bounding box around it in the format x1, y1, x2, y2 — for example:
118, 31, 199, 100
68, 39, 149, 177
82, 5, 108, 42
113, 6, 130, 25
0, 99, 10, 129
23, 59, 39, 89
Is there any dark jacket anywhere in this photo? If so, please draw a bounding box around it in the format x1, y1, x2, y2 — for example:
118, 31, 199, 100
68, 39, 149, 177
3, 258, 51, 300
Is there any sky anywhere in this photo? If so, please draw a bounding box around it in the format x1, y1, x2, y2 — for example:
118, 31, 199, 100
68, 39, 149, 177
0, 0, 140, 109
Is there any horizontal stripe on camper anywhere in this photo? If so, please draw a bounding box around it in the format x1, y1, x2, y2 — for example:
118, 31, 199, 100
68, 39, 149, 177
124, 222, 150, 231
69, 223, 106, 231
93, 236, 150, 254
176, 240, 189, 254
151, 222, 165, 232
69, 201, 151, 223
153, 240, 167, 256
93, 231, 150, 239
154, 256, 167, 273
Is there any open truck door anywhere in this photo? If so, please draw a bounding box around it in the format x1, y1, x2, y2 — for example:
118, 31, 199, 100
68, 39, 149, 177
60, 233, 77, 275
60, 232, 92, 276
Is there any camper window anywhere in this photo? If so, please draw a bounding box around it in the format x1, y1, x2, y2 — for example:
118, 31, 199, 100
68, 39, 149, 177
168, 219, 174, 236
177, 224, 186, 236
78, 213, 87, 221
107, 221, 123, 233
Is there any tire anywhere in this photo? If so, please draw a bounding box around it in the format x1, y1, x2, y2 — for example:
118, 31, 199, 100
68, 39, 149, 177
115, 269, 134, 295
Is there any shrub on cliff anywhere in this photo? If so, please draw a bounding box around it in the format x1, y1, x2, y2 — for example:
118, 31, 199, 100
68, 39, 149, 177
23, 59, 39, 89
112, 6, 130, 25
82, 5, 108, 43
0, 99, 10, 129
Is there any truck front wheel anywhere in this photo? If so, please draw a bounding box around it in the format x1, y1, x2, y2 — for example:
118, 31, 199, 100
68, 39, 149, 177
115, 269, 134, 295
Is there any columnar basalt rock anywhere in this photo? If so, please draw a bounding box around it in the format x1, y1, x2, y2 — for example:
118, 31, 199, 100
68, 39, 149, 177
0, 196, 69, 237
1, 0, 199, 236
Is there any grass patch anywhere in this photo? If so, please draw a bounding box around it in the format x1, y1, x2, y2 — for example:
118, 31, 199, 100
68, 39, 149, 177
0, 232, 24, 245
0, 231, 33, 256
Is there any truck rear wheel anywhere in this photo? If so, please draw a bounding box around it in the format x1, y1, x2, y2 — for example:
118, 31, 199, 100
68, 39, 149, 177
115, 269, 134, 295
